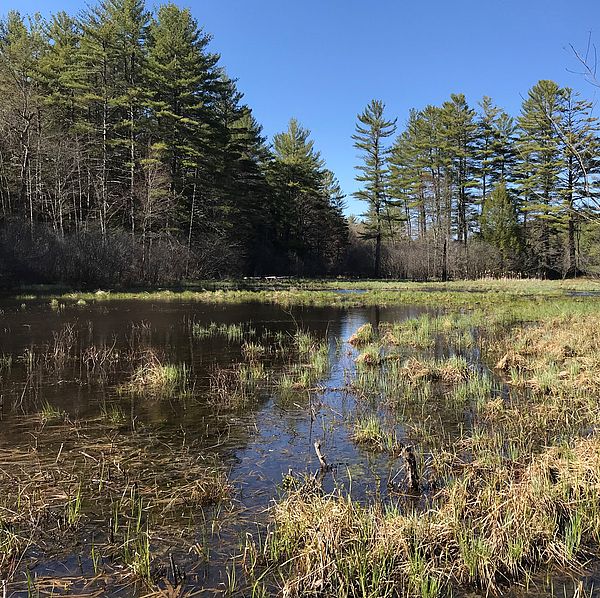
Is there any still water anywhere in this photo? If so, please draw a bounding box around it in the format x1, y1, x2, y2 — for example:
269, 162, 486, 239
0, 299, 436, 595
0, 298, 596, 597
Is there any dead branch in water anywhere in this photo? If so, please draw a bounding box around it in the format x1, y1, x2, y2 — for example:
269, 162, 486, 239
402, 445, 420, 491
313, 440, 328, 470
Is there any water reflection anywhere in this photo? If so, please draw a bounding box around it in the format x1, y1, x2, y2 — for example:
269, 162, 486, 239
0, 299, 444, 594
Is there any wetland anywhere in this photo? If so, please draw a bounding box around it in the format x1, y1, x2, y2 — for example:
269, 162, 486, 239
1, 280, 600, 597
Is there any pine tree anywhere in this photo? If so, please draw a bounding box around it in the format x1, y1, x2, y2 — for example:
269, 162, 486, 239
352, 99, 397, 277
269, 118, 346, 273
516, 80, 565, 276
37, 12, 88, 233
104, 0, 150, 235
270, 118, 324, 269
557, 88, 600, 275
477, 96, 517, 209
480, 180, 521, 268
146, 2, 221, 249
78, 3, 120, 237
440, 93, 478, 245
389, 110, 423, 239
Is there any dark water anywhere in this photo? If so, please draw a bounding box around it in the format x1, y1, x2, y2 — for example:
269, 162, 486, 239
0, 298, 597, 597
0, 299, 437, 595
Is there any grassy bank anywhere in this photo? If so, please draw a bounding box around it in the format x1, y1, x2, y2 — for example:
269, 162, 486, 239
261, 437, 600, 597
248, 310, 600, 597
11, 277, 600, 313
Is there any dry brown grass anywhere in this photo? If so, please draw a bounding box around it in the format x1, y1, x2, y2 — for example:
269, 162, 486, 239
348, 323, 375, 347
495, 314, 600, 394
0, 421, 232, 592
262, 437, 600, 597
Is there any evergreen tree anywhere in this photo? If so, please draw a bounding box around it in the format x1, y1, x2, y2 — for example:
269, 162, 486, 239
480, 180, 521, 268
3, 2, 600, 282
389, 110, 421, 239
477, 97, 517, 209
557, 88, 600, 275
105, 0, 150, 235
269, 118, 346, 273
516, 80, 565, 276
440, 93, 478, 245
352, 99, 397, 277
78, 2, 121, 236
146, 2, 221, 248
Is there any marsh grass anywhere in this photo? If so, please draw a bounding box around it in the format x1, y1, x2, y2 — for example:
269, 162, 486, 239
100, 402, 127, 425
242, 341, 267, 361
355, 343, 382, 366
398, 355, 471, 383
256, 437, 600, 598
121, 350, 190, 398
495, 313, 600, 394
65, 483, 83, 527
352, 415, 402, 454
0, 425, 232, 590
9, 281, 600, 596
244, 303, 600, 597
39, 400, 66, 424
192, 321, 256, 342
274, 330, 330, 393
381, 315, 437, 349
208, 362, 269, 408
380, 313, 480, 351
33, 277, 600, 312
348, 323, 375, 347
449, 370, 495, 408
192, 321, 219, 338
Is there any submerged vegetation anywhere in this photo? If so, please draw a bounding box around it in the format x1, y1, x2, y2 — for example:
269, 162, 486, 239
0, 283, 599, 595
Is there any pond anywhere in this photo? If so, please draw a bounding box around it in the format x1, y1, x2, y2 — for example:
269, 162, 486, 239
0, 298, 597, 597
0, 299, 434, 594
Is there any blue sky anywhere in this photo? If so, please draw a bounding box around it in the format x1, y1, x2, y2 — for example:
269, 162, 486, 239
3, 0, 600, 215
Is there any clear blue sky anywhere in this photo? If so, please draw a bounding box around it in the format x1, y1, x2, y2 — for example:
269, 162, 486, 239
3, 0, 600, 215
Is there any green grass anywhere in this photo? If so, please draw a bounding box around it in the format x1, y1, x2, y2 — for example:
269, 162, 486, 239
40, 401, 66, 424
352, 415, 401, 454
14, 278, 600, 314
193, 321, 255, 341
120, 352, 190, 398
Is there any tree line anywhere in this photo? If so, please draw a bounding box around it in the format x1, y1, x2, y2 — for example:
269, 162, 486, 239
0, 1, 347, 284
353, 85, 600, 279
1, 1, 599, 284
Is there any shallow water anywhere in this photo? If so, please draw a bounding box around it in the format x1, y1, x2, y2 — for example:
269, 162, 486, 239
0, 298, 597, 597
0, 299, 439, 595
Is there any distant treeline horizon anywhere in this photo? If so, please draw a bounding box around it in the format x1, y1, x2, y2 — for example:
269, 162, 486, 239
1, 1, 599, 285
